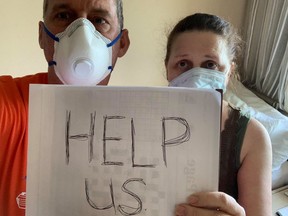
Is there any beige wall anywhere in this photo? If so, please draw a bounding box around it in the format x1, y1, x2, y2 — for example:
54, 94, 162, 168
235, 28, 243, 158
0, 0, 247, 86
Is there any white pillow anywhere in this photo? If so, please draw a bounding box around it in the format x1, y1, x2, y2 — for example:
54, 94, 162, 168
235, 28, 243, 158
224, 79, 288, 171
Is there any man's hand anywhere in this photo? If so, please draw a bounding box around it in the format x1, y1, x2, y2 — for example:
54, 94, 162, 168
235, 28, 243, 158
175, 192, 245, 216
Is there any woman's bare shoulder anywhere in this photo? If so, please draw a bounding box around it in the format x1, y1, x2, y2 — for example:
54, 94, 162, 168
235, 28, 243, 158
241, 117, 272, 162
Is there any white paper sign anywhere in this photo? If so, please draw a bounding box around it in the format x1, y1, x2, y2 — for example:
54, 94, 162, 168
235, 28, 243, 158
27, 85, 221, 216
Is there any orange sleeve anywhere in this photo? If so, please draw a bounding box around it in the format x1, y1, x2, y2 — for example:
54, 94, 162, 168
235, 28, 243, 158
0, 73, 47, 216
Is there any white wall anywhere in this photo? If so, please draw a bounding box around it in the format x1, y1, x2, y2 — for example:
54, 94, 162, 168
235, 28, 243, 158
0, 0, 45, 78
0, 0, 247, 86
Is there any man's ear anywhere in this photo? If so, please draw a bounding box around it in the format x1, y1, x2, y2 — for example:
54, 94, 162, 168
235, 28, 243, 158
38, 21, 45, 49
117, 29, 130, 57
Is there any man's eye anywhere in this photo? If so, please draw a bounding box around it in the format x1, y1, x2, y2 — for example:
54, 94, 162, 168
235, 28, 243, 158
93, 18, 106, 24
56, 12, 71, 20
90, 17, 110, 32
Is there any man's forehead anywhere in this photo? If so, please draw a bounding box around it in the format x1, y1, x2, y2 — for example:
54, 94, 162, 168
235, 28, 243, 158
47, 0, 117, 12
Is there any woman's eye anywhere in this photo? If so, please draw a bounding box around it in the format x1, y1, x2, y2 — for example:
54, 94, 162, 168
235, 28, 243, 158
203, 61, 219, 70
179, 61, 187, 67
177, 60, 191, 72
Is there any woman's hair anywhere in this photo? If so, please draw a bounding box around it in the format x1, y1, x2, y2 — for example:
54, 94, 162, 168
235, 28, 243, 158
165, 13, 243, 67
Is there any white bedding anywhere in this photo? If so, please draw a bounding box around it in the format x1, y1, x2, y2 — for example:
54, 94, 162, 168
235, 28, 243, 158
272, 161, 288, 189
224, 79, 288, 189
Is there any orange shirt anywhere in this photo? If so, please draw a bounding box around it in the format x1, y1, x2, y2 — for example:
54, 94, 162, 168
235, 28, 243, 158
0, 73, 48, 216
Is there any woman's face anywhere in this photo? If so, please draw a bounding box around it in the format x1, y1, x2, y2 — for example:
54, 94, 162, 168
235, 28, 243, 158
166, 30, 232, 82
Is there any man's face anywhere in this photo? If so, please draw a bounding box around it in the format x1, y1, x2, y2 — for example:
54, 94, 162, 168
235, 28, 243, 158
39, 0, 129, 85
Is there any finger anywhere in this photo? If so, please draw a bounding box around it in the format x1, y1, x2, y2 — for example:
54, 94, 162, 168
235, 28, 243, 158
187, 192, 245, 216
175, 204, 231, 216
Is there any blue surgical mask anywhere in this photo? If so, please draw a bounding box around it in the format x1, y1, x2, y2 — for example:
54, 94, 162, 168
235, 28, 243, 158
168, 67, 227, 92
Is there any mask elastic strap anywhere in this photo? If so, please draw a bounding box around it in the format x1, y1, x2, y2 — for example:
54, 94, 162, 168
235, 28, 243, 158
107, 30, 122, 47
43, 24, 59, 66
106, 31, 122, 72
48, 61, 57, 66
108, 66, 113, 75
43, 24, 60, 42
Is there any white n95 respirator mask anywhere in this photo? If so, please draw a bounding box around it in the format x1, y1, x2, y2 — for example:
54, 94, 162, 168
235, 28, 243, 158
43, 18, 122, 85
168, 67, 227, 92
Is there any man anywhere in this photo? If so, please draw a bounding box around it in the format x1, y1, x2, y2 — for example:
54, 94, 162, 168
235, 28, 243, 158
0, 0, 129, 215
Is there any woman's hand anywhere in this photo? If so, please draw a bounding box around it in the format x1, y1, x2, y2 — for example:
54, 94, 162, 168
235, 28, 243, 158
175, 191, 245, 216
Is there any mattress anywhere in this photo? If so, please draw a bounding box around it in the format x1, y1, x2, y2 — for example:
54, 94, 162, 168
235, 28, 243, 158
224, 79, 288, 190
272, 161, 288, 190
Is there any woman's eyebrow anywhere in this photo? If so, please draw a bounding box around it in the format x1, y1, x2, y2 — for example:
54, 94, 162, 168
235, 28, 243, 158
174, 54, 189, 59
204, 54, 218, 60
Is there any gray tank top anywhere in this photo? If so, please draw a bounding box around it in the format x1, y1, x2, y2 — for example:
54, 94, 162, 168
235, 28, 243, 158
219, 106, 250, 199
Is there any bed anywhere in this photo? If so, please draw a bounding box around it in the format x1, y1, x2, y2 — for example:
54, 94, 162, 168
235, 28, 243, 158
224, 79, 288, 190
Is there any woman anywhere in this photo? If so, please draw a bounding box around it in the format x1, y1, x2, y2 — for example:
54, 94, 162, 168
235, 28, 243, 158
165, 13, 272, 216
